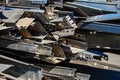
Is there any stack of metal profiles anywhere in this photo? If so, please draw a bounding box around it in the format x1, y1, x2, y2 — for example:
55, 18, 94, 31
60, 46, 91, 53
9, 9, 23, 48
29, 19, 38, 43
0, 0, 120, 80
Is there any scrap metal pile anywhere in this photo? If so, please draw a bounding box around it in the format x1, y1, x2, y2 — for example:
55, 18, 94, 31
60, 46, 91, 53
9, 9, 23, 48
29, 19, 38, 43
0, 54, 91, 80
1, 0, 120, 80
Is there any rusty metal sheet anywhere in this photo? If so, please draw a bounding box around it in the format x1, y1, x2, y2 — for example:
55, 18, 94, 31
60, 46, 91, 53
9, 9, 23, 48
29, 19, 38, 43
52, 44, 66, 58
19, 29, 32, 38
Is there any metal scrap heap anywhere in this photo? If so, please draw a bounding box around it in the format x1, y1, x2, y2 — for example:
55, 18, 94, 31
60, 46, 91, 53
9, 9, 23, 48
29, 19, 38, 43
1, 0, 120, 80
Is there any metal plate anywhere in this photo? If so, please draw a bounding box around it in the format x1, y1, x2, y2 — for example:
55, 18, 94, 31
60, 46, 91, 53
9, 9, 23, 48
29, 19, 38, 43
85, 13, 120, 22
0, 12, 7, 19
0, 55, 43, 80
77, 29, 120, 50
2, 6, 44, 13
75, 1, 117, 12
16, 17, 35, 29
30, 0, 47, 4
66, 2, 103, 16
80, 22, 120, 34
2, 10, 24, 23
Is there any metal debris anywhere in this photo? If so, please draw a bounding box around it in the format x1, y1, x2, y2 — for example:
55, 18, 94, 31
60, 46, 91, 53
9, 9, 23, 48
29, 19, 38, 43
0, 0, 120, 80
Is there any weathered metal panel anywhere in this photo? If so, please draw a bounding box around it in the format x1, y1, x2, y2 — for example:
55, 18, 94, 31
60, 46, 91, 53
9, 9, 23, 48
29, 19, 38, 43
52, 44, 66, 58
